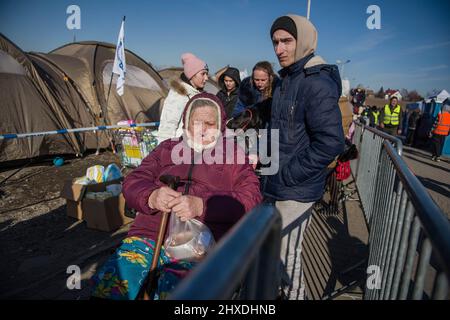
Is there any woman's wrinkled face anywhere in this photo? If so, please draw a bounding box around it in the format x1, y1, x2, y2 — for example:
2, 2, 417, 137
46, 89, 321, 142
190, 70, 209, 90
252, 69, 270, 92
223, 76, 236, 92
188, 106, 219, 146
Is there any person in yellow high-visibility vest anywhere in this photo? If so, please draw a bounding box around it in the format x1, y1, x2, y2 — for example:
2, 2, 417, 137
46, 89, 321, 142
429, 99, 450, 161
379, 96, 403, 136
368, 105, 380, 127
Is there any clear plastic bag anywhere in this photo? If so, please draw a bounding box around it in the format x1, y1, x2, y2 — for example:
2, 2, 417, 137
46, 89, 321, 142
164, 213, 215, 262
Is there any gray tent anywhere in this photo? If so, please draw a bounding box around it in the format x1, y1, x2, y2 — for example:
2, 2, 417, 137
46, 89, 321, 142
50, 42, 168, 125
0, 35, 168, 162
0, 34, 85, 162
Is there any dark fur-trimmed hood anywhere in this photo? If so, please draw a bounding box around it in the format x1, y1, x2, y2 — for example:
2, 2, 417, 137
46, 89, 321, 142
169, 73, 199, 97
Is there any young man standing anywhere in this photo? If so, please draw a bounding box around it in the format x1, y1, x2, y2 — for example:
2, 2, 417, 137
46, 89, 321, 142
263, 15, 345, 300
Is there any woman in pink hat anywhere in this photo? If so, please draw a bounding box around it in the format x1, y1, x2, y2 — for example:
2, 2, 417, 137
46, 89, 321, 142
157, 53, 209, 144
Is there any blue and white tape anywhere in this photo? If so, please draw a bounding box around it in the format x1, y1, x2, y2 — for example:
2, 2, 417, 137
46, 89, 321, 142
0, 122, 159, 140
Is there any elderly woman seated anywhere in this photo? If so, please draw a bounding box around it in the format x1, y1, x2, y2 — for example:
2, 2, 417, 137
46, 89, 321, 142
90, 92, 262, 300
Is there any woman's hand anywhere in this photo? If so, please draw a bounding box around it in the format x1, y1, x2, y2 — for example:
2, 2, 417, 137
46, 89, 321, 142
148, 186, 182, 213
167, 195, 204, 221
248, 154, 258, 170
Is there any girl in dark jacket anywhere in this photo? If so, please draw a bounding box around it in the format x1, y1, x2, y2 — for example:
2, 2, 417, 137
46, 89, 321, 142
90, 93, 262, 300
216, 67, 241, 119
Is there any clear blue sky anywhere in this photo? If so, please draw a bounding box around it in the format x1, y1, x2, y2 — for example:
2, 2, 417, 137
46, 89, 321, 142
1, 0, 449, 96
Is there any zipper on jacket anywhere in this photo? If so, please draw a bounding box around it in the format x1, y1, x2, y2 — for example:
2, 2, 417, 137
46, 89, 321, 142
287, 102, 297, 141
290, 104, 295, 117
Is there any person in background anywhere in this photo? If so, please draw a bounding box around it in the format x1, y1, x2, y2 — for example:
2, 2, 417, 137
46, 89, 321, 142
350, 87, 366, 114
157, 53, 209, 144
379, 96, 402, 136
232, 61, 278, 118
369, 105, 380, 128
406, 108, 421, 146
429, 99, 450, 161
361, 105, 371, 126
216, 67, 241, 119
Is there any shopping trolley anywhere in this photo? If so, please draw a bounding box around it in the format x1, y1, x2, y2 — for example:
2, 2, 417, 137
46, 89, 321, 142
113, 126, 158, 168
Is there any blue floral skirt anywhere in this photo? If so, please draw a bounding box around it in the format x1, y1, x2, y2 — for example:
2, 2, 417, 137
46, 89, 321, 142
90, 236, 195, 300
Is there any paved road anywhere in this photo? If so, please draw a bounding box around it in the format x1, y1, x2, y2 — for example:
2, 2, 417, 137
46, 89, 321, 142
402, 146, 450, 219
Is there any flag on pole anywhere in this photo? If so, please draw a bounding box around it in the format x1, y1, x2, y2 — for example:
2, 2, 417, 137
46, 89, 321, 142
112, 17, 126, 96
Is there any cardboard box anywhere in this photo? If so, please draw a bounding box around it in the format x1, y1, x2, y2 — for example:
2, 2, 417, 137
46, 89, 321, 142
66, 200, 84, 220
60, 178, 123, 220
83, 193, 134, 232
60, 178, 123, 202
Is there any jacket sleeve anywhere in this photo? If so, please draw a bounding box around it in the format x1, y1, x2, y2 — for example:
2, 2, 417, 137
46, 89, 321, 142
379, 108, 385, 124
157, 90, 186, 144
282, 76, 345, 186
198, 162, 262, 226
122, 145, 165, 215
232, 98, 247, 118
398, 111, 403, 130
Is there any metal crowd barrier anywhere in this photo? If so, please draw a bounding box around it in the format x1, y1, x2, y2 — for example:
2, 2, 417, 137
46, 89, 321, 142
352, 122, 403, 224
365, 141, 450, 299
169, 204, 282, 300
351, 122, 449, 299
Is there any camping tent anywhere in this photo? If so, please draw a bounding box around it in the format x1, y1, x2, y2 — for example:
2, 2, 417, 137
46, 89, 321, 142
1, 35, 168, 162
425, 89, 449, 104
158, 67, 220, 94
0, 33, 86, 162
50, 41, 168, 125
28, 52, 104, 150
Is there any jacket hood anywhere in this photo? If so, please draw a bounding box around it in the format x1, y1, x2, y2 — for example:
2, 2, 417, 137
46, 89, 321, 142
170, 76, 200, 97
218, 67, 241, 91
285, 14, 317, 62
181, 92, 227, 152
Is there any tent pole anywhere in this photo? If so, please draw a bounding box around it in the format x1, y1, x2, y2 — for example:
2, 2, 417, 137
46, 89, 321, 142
100, 72, 117, 155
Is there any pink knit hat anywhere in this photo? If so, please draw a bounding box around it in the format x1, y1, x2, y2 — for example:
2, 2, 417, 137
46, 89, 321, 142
181, 53, 208, 79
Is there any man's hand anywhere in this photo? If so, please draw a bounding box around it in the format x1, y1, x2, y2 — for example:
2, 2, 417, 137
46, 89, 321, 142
397, 129, 402, 135
380, 123, 385, 129
148, 186, 182, 213
168, 195, 204, 221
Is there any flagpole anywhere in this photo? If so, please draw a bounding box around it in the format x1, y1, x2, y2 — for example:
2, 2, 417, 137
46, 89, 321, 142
105, 16, 125, 117
105, 15, 126, 122
99, 15, 125, 155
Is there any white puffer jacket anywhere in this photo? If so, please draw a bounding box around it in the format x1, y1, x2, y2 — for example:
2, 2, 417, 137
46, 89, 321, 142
157, 78, 200, 144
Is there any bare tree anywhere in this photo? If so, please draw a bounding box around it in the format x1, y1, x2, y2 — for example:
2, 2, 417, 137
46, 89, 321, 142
407, 90, 423, 102
376, 86, 385, 98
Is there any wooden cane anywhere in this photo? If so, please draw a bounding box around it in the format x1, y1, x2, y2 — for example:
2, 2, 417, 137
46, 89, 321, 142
141, 175, 180, 300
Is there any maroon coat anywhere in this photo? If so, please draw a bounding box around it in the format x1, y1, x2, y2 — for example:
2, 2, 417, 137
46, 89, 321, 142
123, 93, 262, 241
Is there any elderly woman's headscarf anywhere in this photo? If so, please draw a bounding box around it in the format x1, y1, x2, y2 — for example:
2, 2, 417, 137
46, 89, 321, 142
181, 92, 227, 153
